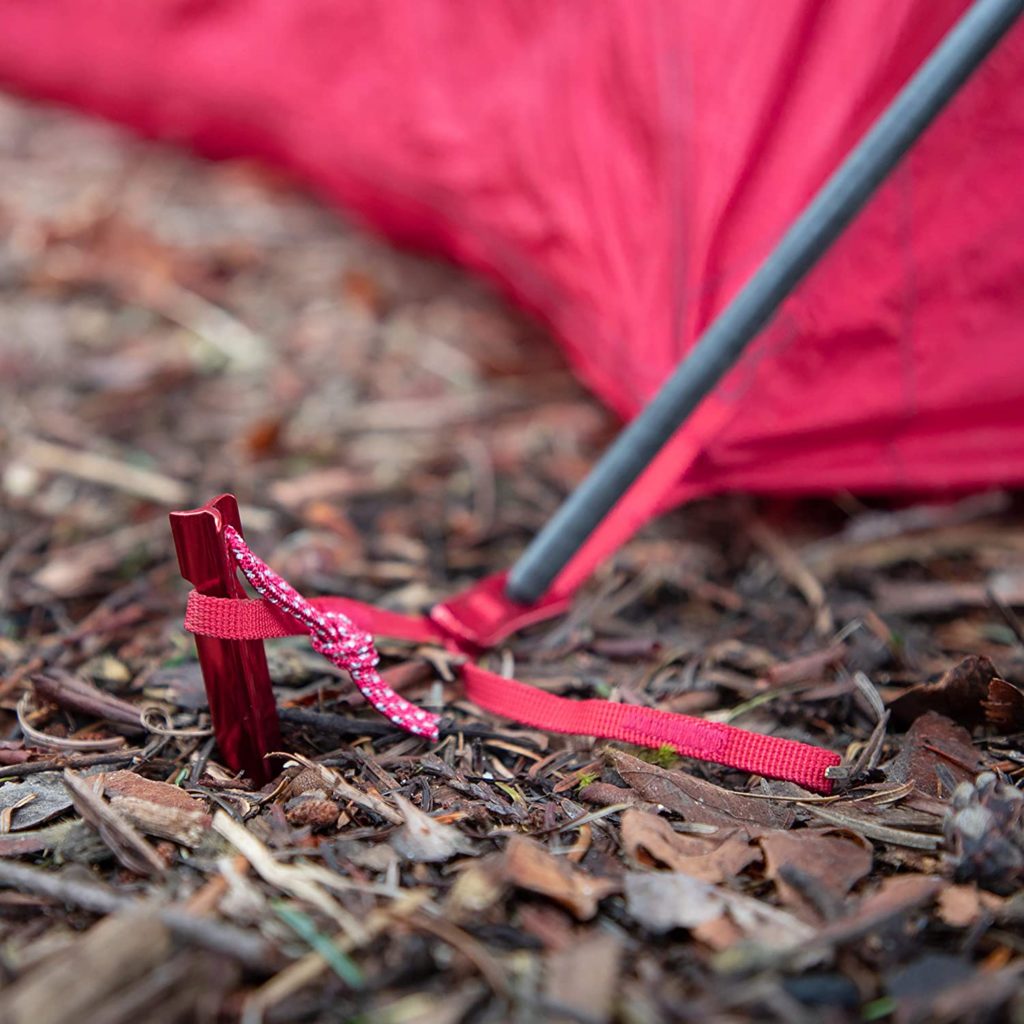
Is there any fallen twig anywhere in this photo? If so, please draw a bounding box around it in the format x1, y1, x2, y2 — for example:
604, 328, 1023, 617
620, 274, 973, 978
0, 750, 145, 781
0, 860, 277, 969
31, 670, 144, 731
20, 437, 188, 505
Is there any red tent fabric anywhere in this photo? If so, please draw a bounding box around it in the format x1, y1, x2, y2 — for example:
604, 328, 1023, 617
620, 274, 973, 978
2, 0, 1023, 549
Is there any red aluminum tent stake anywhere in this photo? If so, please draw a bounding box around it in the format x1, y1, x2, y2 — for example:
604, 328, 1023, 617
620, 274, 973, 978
169, 494, 281, 784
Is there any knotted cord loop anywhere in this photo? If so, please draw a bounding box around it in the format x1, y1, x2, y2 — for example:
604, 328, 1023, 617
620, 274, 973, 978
222, 525, 440, 740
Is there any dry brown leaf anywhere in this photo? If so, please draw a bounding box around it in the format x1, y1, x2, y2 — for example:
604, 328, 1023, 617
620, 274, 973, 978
446, 854, 507, 922
691, 914, 746, 951
621, 807, 721, 856
887, 712, 983, 795
578, 781, 658, 811
983, 677, 1024, 732
623, 871, 724, 932
814, 874, 943, 948
608, 750, 792, 830
888, 656, 998, 729
759, 830, 872, 921
620, 809, 759, 883
502, 836, 617, 921
717, 873, 947, 972
0, 773, 73, 830
516, 905, 576, 951
716, 887, 816, 948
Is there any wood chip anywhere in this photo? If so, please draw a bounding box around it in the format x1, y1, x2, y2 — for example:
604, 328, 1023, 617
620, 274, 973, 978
63, 769, 166, 875
502, 836, 617, 921
21, 436, 189, 506
100, 770, 205, 813
544, 931, 622, 1023
0, 909, 171, 1024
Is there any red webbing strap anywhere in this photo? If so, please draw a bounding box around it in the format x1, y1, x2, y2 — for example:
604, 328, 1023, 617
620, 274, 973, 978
185, 590, 839, 793
184, 590, 442, 645
461, 664, 839, 793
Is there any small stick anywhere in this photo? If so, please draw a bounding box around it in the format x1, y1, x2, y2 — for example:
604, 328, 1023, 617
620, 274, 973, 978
0, 750, 146, 781
21, 437, 189, 505
31, 670, 145, 731
0, 861, 278, 970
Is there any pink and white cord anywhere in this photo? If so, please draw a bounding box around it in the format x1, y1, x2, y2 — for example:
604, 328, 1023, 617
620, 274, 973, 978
223, 525, 440, 740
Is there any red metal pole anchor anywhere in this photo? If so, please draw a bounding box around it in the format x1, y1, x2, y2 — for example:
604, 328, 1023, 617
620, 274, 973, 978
169, 494, 281, 784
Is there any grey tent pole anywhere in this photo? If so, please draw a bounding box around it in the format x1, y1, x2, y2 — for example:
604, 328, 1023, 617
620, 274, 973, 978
506, 0, 1023, 605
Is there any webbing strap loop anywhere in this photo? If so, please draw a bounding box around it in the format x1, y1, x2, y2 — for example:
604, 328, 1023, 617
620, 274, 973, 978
184, 577, 840, 793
